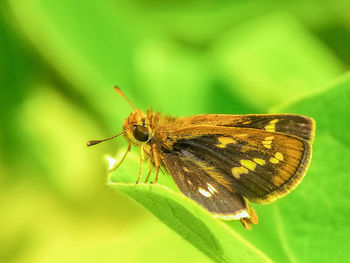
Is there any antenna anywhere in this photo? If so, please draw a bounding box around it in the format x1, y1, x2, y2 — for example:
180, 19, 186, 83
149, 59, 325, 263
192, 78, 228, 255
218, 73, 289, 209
87, 131, 123, 147
114, 86, 136, 110
87, 86, 135, 147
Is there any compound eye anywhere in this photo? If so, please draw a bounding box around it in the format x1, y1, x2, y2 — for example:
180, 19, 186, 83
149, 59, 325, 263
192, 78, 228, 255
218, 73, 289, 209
133, 125, 149, 142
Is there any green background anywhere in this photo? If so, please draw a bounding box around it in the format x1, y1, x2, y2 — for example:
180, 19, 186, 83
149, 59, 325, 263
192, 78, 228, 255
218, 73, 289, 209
1, 0, 350, 262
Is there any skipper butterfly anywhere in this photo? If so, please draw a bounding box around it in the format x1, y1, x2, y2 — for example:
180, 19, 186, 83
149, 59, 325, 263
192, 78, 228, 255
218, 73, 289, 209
87, 87, 315, 229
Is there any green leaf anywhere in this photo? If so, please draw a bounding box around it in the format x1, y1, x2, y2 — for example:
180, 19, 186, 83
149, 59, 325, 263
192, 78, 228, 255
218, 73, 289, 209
76, 219, 213, 263
108, 152, 273, 263
269, 74, 350, 262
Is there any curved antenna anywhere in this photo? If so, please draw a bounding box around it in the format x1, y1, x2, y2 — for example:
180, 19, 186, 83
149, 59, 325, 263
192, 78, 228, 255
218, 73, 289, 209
87, 131, 123, 147
114, 86, 136, 110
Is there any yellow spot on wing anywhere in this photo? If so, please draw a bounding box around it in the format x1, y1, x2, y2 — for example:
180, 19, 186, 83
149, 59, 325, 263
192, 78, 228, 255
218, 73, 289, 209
199, 188, 212, 197
262, 136, 274, 149
269, 157, 279, 164
264, 125, 275, 132
231, 166, 249, 179
217, 136, 237, 148
262, 141, 272, 149
264, 119, 278, 132
269, 152, 284, 164
240, 160, 257, 171
253, 158, 266, 166
275, 152, 284, 161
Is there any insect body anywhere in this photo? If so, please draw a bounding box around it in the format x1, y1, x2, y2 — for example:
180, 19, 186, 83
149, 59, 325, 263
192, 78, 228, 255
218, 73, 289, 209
88, 87, 315, 229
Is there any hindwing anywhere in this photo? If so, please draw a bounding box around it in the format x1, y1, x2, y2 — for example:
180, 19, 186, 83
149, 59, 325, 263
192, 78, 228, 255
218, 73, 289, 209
161, 149, 258, 228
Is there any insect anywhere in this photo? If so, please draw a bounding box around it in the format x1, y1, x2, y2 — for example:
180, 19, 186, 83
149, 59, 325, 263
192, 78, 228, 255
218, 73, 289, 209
87, 87, 315, 229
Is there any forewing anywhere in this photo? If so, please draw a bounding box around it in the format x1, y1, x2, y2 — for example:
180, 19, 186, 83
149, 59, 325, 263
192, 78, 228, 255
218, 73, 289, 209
167, 127, 312, 204
178, 114, 315, 141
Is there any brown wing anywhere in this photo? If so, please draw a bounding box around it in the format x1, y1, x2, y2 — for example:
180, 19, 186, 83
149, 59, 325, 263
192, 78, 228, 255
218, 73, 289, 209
177, 114, 315, 142
160, 126, 312, 204
160, 149, 258, 228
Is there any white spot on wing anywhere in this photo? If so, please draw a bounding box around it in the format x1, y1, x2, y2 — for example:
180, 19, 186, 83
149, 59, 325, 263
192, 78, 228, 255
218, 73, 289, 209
207, 183, 217, 194
199, 187, 212, 197
213, 210, 249, 220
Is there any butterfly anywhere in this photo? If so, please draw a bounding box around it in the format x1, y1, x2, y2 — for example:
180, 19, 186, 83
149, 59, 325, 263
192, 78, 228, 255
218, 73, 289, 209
87, 87, 315, 229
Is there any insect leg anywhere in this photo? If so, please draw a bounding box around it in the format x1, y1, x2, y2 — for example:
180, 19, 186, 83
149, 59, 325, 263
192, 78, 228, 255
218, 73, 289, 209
240, 198, 258, 230
144, 169, 152, 183
152, 144, 161, 183
144, 159, 154, 183
136, 144, 145, 183
110, 144, 131, 171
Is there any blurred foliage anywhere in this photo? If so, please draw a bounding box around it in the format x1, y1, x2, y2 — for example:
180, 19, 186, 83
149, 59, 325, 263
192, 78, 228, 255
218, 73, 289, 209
0, 0, 350, 262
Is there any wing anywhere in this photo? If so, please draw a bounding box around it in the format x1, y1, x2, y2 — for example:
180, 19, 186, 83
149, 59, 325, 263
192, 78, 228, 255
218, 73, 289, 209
162, 126, 312, 204
155, 114, 313, 228
178, 114, 315, 142
161, 150, 258, 229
